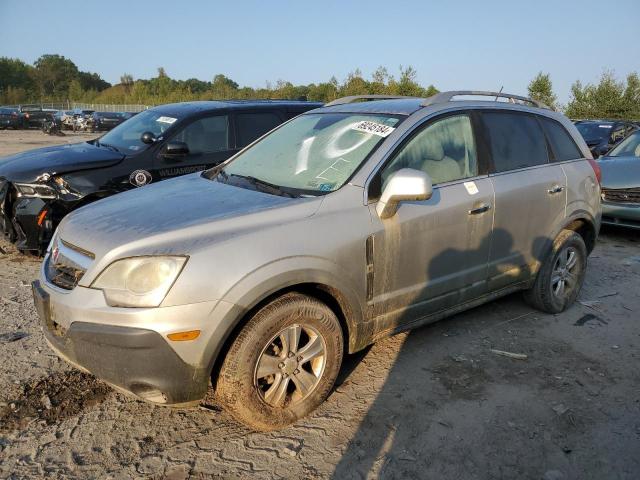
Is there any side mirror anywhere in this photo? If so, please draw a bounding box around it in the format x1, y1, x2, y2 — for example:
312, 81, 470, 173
140, 131, 156, 144
596, 145, 610, 157
162, 141, 190, 158
376, 168, 432, 219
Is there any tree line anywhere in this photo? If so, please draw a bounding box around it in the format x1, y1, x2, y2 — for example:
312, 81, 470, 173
1, 55, 638, 119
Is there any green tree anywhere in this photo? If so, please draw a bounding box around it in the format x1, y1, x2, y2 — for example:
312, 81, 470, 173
528, 72, 558, 109
67, 79, 85, 100
564, 71, 637, 119
210, 74, 239, 98
33, 54, 79, 99
0, 57, 35, 100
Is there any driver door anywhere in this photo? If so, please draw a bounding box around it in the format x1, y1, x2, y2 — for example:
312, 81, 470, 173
152, 114, 234, 181
368, 112, 494, 334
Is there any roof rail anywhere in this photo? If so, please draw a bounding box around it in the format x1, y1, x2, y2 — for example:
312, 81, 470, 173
421, 90, 548, 109
325, 95, 418, 107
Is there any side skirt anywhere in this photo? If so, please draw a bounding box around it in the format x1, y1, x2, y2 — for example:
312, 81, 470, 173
365, 280, 531, 346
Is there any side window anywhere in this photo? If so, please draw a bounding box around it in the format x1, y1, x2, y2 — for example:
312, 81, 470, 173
172, 115, 229, 154
381, 114, 478, 189
483, 112, 548, 173
236, 112, 282, 148
539, 117, 582, 162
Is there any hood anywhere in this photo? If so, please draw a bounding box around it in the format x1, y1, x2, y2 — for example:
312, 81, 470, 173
598, 155, 640, 189
58, 173, 322, 262
0, 142, 124, 182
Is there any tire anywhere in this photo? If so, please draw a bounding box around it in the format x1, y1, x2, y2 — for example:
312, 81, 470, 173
215, 292, 344, 431
524, 229, 587, 314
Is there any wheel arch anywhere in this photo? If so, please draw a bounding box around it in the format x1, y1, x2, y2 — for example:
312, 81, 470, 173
562, 212, 598, 254
208, 279, 363, 389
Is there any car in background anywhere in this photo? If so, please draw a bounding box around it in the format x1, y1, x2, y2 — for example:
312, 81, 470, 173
89, 111, 129, 132
574, 119, 637, 158
18, 106, 52, 128
0, 100, 322, 253
598, 129, 640, 229
0, 107, 26, 129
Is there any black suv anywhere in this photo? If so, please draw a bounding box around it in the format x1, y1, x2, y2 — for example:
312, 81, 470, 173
574, 119, 637, 157
0, 100, 322, 253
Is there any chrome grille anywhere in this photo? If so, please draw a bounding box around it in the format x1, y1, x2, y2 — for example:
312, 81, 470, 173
45, 238, 93, 290
602, 188, 640, 204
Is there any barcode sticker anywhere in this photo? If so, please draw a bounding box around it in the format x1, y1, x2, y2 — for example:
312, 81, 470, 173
156, 116, 177, 124
464, 181, 479, 195
352, 121, 395, 137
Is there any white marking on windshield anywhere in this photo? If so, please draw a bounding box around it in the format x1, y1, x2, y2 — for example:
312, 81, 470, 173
295, 136, 314, 175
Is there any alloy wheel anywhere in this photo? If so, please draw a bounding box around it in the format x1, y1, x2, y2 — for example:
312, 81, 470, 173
254, 324, 326, 408
551, 246, 579, 299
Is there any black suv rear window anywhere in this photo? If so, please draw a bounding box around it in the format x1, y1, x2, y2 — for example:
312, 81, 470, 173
540, 117, 582, 162
236, 112, 282, 148
483, 112, 548, 172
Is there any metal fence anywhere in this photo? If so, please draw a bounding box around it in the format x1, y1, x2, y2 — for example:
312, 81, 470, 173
1, 102, 150, 112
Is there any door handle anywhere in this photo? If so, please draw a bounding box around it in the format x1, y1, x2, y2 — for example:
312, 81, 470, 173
468, 203, 491, 215
548, 185, 565, 194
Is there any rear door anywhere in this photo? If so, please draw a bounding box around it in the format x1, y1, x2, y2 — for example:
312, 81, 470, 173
481, 110, 567, 290
152, 113, 233, 181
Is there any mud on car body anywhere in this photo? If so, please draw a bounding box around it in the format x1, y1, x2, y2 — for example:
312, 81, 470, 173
0, 100, 322, 253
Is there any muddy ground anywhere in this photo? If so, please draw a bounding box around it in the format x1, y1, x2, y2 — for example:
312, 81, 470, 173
0, 131, 639, 479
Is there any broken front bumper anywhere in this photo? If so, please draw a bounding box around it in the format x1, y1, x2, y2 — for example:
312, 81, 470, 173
0, 180, 54, 251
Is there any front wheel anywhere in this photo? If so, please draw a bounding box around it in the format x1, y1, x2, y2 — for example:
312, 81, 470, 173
215, 293, 344, 431
524, 229, 587, 313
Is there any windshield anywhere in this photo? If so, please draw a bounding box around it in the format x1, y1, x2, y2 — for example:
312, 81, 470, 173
575, 122, 613, 141
216, 113, 401, 195
97, 109, 183, 154
608, 131, 640, 158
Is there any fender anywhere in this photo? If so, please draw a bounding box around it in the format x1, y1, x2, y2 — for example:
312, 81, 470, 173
224, 255, 365, 340
200, 256, 367, 378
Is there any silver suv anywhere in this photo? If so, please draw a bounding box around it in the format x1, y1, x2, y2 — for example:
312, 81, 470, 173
32, 91, 602, 430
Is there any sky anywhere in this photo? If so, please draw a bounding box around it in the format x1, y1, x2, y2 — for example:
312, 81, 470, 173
1, 0, 639, 104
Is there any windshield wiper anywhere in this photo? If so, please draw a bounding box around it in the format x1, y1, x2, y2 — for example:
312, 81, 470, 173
227, 173, 298, 198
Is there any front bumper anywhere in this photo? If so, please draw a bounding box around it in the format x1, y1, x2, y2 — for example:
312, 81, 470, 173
12, 197, 54, 251
32, 279, 224, 405
602, 201, 640, 229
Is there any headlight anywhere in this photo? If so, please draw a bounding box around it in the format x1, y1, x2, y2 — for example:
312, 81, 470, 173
91, 256, 187, 307
14, 182, 57, 199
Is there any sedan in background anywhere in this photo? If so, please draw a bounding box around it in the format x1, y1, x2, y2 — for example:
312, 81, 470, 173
574, 119, 637, 158
598, 130, 640, 229
0, 107, 26, 129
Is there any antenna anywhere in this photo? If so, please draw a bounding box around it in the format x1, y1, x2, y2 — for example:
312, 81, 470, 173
495, 86, 503, 102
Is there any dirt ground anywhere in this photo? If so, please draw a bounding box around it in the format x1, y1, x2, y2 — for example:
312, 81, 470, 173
0, 129, 97, 157
0, 131, 639, 479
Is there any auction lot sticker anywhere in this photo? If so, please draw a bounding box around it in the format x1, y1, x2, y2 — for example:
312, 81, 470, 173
156, 116, 177, 124
352, 121, 395, 137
